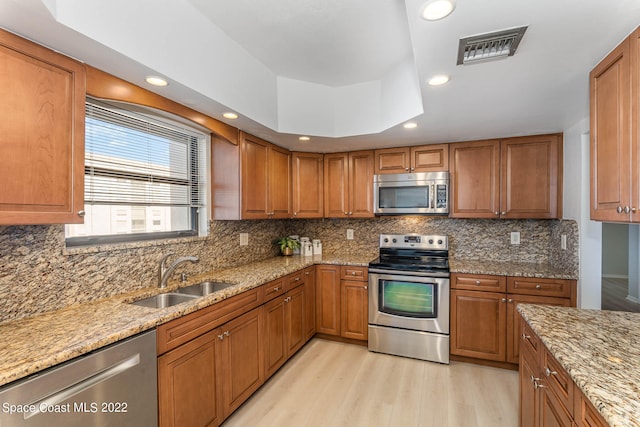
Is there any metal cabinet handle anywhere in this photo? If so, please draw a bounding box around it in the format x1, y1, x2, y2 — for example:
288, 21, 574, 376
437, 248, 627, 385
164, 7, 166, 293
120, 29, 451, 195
293, 212, 297, 216
633, 207, 638, 213
534, 382, 545, 389
77, 210, 86, 217
535, 284, 541, 289
501, 211, 506, 215
305, 271, 310, 275
224, 331, 230, 337
617, 206, 624, 213
274, 287, 280, 292
344, 211, 349, 215
348, 211, 353, 215
530, 375, 540, 383
521, 333, 531, 340
545, 367, 557, 376
410, 167, 415, 171
625, 206, 631, 214
508, 298, 513, 303
501, 298, 507, 303
495, 211, 499, 216
351, 271, 357, 275
295, 277, 300, 281
364, 285, 368, 290
405, 167, 410, 171
475, 280, 481, 285
218, 334, 224, 340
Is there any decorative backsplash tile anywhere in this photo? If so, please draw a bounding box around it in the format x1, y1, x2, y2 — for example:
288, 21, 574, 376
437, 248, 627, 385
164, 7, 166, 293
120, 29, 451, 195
0, 217, 578, 323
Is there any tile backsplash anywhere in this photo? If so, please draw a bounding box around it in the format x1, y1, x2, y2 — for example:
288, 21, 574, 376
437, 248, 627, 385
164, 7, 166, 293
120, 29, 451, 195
0, 217, 578, 323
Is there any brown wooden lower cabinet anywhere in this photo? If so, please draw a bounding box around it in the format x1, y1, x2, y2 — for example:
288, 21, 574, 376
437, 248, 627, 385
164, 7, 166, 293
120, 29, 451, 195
158, 329, 222, 427
340, 279, 368, 341
450, 273, 575, 366
157, 266, 318, 427
316, 265, 341, 335
519, 316, 609, 427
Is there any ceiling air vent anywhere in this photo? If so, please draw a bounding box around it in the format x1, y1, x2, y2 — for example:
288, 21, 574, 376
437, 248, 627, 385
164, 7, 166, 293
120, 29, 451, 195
457, 26, 528, 65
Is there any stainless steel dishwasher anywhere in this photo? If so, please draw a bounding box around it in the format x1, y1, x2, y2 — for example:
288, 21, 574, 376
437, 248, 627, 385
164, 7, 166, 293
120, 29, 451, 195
0, 330, 157, 427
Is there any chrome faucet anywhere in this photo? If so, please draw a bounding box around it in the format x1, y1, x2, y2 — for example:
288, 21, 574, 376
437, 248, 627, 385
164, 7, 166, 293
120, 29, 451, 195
158, 253, 199, 288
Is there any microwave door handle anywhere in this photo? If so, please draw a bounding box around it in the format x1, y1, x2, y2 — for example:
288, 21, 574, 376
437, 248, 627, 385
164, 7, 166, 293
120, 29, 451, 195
430, 184, 435, 209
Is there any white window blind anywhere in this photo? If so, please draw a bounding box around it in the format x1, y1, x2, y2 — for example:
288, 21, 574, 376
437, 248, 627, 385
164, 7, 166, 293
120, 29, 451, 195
66, 100, 207, 246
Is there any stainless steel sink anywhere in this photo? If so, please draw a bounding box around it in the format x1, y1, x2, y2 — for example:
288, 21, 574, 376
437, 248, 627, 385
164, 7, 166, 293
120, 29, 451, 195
131, 292, 198, 309
176, 281, 235, 296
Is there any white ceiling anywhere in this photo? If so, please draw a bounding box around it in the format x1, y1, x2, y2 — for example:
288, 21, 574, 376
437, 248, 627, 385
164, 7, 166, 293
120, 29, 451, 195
1, 0, 639, 152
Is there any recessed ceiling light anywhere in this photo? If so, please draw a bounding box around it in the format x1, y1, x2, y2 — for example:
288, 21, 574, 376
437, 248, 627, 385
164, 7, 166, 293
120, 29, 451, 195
428, 74, 450, 86
299, 136, 310, 141
223, 112, 238, 119
145, 76, 168, 87
421, 0, 455, 21
403, 122, 418, 129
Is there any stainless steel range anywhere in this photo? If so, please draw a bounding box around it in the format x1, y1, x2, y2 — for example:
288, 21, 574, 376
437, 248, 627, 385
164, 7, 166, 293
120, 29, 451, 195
368, 234, 450, 364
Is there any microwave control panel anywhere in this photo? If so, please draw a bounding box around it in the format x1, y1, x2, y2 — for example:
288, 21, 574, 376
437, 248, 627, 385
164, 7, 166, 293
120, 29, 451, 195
435, 184, 447, 209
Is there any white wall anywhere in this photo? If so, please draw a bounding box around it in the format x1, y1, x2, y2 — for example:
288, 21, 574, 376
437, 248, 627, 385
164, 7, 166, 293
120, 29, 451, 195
563, 117, 602, 309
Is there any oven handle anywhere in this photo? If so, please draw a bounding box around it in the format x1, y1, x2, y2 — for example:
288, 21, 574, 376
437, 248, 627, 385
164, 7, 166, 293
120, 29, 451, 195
368, 268, 450, 278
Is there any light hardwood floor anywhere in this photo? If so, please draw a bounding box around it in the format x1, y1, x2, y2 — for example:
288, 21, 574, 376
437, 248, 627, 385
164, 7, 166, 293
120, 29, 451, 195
223, 338, 519, 427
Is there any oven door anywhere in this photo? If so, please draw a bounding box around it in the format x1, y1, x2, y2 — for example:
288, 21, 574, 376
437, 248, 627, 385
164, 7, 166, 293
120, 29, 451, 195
368, 270, 449, 334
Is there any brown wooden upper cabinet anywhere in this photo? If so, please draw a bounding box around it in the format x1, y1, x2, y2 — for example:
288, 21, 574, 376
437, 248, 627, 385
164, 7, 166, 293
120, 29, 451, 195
324, 151, 374, 218
374, 144, 449, 174
0, 29, 86, 225
449, 134, 562, 219
291, 152, 324, 218
590, 26, 639, 222
212, 132, 291, 220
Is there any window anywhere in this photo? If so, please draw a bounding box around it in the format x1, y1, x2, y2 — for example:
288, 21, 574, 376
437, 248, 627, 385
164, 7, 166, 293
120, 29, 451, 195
66, 100, 208, 246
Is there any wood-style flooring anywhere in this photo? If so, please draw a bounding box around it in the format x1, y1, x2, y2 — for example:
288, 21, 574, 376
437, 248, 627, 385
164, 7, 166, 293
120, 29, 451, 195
601, 277, 640, 313
223, 338, 519, 427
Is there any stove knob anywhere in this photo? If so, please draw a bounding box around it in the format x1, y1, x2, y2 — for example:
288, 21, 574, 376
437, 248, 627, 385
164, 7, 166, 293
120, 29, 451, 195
438, 239, 443, 245
428, 239, 434, 244
383, 238, 389, 243
392, 238, 397, 243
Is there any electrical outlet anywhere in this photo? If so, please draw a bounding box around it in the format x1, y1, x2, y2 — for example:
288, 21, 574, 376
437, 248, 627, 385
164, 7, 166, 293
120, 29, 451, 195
239, 233, 249, 246
561, 234, 567, 250
346, 229, 354, 240
510, 231, 520, 245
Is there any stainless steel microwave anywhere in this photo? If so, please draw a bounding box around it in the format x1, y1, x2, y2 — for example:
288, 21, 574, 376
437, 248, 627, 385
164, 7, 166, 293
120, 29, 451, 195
373, 172, 449, 215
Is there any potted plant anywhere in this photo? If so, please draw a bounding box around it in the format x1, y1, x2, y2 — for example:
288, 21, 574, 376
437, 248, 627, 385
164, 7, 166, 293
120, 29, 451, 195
275, 236, 300, 256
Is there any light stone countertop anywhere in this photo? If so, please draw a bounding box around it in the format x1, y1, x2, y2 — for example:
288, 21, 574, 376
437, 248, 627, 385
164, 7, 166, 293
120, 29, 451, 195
518, 304, 640, 427
450, 259, 578, 280
0, 253, 374, 388
0, 252, 577, 389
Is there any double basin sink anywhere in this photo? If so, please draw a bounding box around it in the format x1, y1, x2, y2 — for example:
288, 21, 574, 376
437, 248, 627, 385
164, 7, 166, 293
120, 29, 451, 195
131, 281, 235, 309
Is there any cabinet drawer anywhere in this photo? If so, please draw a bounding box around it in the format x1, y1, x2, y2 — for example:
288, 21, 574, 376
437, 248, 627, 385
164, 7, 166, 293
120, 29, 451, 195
574, 388, 609, 427
541, 348, 574, 416
286, 272, 305, 290
264, 278, 286, 302
451, 273, 506, 292
157, 287, 263, 355
340, 266, 368, 282
508, 277, 572, 298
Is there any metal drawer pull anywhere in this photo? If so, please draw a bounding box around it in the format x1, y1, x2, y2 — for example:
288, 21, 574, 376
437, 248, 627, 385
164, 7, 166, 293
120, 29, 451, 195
274, 287, 280, 291
617, 206, 623, 213
364, 285, 368, 290
534, 382, 545, 389
501, 298, 506, 302
535, 284, 541, 289
545, 367, 557, 376
521, 333, 531, 340
475, 280, 481, 285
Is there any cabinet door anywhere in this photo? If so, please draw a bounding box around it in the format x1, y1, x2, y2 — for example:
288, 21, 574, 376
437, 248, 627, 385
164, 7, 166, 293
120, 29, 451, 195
241, 133, 270, 219
374, 147, 410, 174
315, 265, 341, 335
0, 29, 85, 225
539, 386, 573, 427
348, 150, 374, 218
158, 329, 222, 427
590, 37, 631, 222
631, 28, 640, 223
263, 297, 286, 379
269, 145, 291, 219
412, 144, 449, 172
450, 289, 506, 361
501, 135, 561, 219
449, 140, 501, 218
292, 152, 323, 218
324, 153, 349, 218
575, 390, 609, 427
286, 285, 306, 356
303, 268, 316, 340
219, 308, 264, 418
340, 279, 368, 340
506, 295, 570, 364
519, 345, 540, 427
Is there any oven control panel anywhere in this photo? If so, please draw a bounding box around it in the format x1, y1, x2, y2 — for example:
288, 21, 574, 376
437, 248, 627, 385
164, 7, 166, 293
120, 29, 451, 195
379, 234, 448, 250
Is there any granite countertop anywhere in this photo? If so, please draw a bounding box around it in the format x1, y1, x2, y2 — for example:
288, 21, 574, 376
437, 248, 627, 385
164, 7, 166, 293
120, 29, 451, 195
0, 253, 375, 388
450, 259, 577, 279
518, 304, 640, 427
